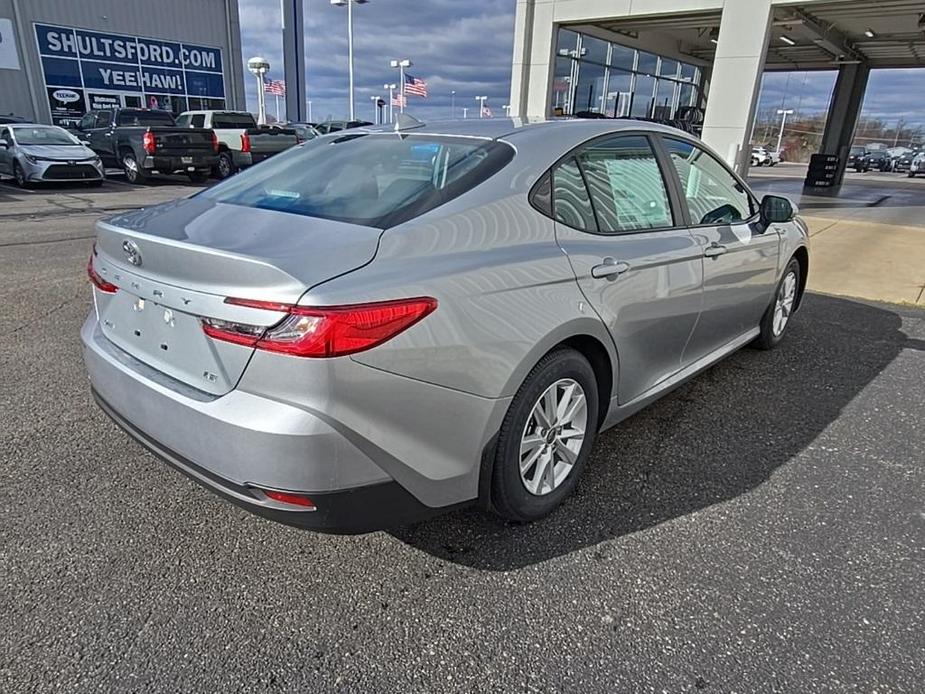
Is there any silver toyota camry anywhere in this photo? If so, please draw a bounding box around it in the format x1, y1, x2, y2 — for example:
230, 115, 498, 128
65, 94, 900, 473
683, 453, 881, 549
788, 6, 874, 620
82, 118, 809, 533
0, 123, 104, 186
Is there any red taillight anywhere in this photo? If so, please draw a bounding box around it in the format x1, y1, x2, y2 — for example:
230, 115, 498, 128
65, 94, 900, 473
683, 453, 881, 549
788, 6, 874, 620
87, 249, 118, 294
142, 131, 156, 155
201, 297, 437, 358
258, 489, 316, 509
240, 132, 251, 153
211, 130, 219, 152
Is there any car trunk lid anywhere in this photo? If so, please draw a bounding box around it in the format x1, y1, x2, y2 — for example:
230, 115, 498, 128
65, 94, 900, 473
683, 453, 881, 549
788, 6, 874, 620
91, 196, 382, 395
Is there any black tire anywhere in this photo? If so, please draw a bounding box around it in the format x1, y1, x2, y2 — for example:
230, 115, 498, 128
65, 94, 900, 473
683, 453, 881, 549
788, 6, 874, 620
490, 348, 599, 522
214, 151, 235, 179
12, 161, 29, 188
908, 171, 916, 178
754, 257, 801, 351
121, 151, 147, 184
187, 170, 209, 184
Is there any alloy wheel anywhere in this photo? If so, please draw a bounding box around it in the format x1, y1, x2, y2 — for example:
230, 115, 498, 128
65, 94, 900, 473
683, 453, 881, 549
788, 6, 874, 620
772, 270, 797, 336
519, 378, 587, 496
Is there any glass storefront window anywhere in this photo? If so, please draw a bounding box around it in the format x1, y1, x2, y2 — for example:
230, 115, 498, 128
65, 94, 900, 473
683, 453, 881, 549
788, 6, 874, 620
636, 51, 658, 76
552, 56, 575, 115
557, 29, 580, 56
631, 75, 655, 117
679, 82, 695, 109
609, 43, 635, 71
574, 62, 606, 114
680, 63, 698, 82
580, 35, 609, 64
659, 59, 679, 79
605, 69, 633, 117
654, 79, 676, 118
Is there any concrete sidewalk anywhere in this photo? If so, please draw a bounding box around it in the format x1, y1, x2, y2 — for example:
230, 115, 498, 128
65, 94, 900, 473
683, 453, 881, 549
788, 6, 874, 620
749, 165, 925, 306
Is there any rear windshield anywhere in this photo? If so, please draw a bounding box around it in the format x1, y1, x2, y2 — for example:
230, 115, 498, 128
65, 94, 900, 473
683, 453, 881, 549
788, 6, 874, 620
116, 110, 176, 127
200, 133, 515, 228
212, 113, 257, 129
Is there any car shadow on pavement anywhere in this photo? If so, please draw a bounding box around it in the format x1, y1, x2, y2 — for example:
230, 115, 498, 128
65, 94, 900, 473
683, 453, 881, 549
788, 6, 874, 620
390, 293, 925, 571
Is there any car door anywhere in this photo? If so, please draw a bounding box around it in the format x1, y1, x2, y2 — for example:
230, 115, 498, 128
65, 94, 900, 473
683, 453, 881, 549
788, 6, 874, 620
86, 111, 116, 165
660, 136, 780, 364
547, 133, 703, 404
0, 127, 11, 174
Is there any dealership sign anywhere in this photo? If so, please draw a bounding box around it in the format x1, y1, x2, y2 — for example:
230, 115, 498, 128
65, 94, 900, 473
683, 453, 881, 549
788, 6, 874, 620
35, 23, 225, 124
0, 18, 22, 70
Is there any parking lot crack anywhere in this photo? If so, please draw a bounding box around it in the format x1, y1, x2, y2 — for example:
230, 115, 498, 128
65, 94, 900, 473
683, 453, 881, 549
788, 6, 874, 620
11, 290, 83, 336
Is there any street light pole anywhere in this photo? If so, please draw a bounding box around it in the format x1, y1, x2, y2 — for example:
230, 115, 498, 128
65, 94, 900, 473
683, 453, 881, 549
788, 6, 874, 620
389, 59, 412, 113
384, 83, 396, 123
370, 95, 381, 124
332, 0, 369, 121
475, 96, 487, 118
307, 100, 312, 122
776, 108, 794, 154
247, 56, 270, 125
502, 104, 510, 117
451, 90, 456, 119
462, 107, 468, 119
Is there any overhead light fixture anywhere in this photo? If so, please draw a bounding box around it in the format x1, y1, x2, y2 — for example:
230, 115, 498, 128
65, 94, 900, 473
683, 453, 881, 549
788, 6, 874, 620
709, 28, 719, 45
780, 35, 796, 46
864, 28, 876, 38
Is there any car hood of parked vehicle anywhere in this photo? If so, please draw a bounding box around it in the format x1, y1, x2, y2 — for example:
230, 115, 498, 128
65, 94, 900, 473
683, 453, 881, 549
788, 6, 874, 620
98, 195, 384, 302
19, 143, 98, 161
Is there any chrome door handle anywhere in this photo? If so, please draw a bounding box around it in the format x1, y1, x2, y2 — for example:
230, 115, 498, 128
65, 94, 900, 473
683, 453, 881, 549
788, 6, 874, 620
703, 243, 727, 258
591, 257, 631, 279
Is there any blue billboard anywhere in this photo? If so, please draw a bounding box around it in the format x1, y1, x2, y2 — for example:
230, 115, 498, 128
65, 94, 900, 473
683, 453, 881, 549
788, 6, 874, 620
35, 23, 226, 124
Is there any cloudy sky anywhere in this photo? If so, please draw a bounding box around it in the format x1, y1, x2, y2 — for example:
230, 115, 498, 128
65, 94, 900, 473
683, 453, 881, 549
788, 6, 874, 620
238, 0, 923, 131
238, 0, 515, 122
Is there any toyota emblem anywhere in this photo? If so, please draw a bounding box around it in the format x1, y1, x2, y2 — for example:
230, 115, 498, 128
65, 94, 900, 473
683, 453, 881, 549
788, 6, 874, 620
122, 239, 142, 266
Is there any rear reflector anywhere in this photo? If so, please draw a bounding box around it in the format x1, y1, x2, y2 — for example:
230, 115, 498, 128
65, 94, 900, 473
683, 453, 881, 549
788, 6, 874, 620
142, 131, 156, 155
87, 249, 118, 294
259, 489, 316, 509
202, 297, 437, 358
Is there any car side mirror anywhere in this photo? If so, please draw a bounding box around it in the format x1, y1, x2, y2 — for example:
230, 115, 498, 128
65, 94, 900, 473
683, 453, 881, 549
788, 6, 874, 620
760, 195, 794, 225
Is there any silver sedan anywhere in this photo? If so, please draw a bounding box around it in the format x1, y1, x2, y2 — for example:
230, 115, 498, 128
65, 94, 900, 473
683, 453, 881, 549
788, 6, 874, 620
82, 118, 809, 533
0, 123, 104, 187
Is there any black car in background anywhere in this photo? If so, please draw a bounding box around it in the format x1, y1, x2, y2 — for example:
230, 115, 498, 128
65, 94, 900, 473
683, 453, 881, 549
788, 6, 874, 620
74, 108, 217, 184
854, 149, 891, 172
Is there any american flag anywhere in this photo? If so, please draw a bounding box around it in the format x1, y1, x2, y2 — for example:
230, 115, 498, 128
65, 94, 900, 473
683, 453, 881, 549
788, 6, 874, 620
404, 73, 428, 98
481, 104, 493, 118
391, 94, 407, 108
264, 79, 286, 96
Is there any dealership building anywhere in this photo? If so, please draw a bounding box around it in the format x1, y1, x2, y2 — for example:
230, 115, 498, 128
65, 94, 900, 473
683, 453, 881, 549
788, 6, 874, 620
0, 0, 246, 127
511, 0, 925, 182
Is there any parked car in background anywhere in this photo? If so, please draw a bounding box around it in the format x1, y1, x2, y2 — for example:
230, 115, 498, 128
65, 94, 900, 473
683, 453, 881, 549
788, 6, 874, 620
0, 115, 28, 125
854, 149, 891, 172
751, 145, 780, 167
0, 123, 103, 187
847, 145, 868, 169
893, 148, 922, 173
83, 118, 809, 533
176, 110, 298, 179
908, 151, 925, 178
278, 122, 320, 144
314, 119, 373, 135
75, 108, 218, 184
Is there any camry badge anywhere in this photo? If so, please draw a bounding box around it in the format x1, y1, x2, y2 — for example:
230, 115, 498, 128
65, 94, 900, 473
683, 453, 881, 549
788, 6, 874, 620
122, 239, 142, 266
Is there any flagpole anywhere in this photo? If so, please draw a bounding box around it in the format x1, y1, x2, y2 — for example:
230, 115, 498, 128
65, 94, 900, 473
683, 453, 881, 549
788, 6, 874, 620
275, 94, 280, 122
399, 64, 405, 114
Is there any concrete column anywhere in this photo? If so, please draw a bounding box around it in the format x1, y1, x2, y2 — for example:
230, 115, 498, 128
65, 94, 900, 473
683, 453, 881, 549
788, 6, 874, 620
701, 0, 773, 175
509, 0, 556, 118
281, 0, 306, 122
818, 63, 870, 185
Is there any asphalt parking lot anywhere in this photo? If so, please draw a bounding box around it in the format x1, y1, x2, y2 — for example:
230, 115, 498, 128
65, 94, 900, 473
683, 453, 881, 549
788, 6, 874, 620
1, 177, 924, 692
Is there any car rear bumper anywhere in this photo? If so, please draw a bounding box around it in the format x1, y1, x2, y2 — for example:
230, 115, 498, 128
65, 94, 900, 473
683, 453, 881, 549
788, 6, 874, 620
142, 154, 216, 173
81, 313, 496, 531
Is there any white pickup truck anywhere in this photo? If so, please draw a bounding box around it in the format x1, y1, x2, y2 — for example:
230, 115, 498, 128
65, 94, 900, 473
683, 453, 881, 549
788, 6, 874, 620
176, 110, 298, 179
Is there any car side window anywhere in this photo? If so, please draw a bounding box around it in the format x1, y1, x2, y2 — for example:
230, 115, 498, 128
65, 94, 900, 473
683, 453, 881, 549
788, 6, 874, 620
96, 111, 113, 128
191, 114, 206, 128
0, 127, 9, 142
552, 157, 597, 231
576, 135, 673, 233
663, 137, 753, 225
79, 113, 97, 131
